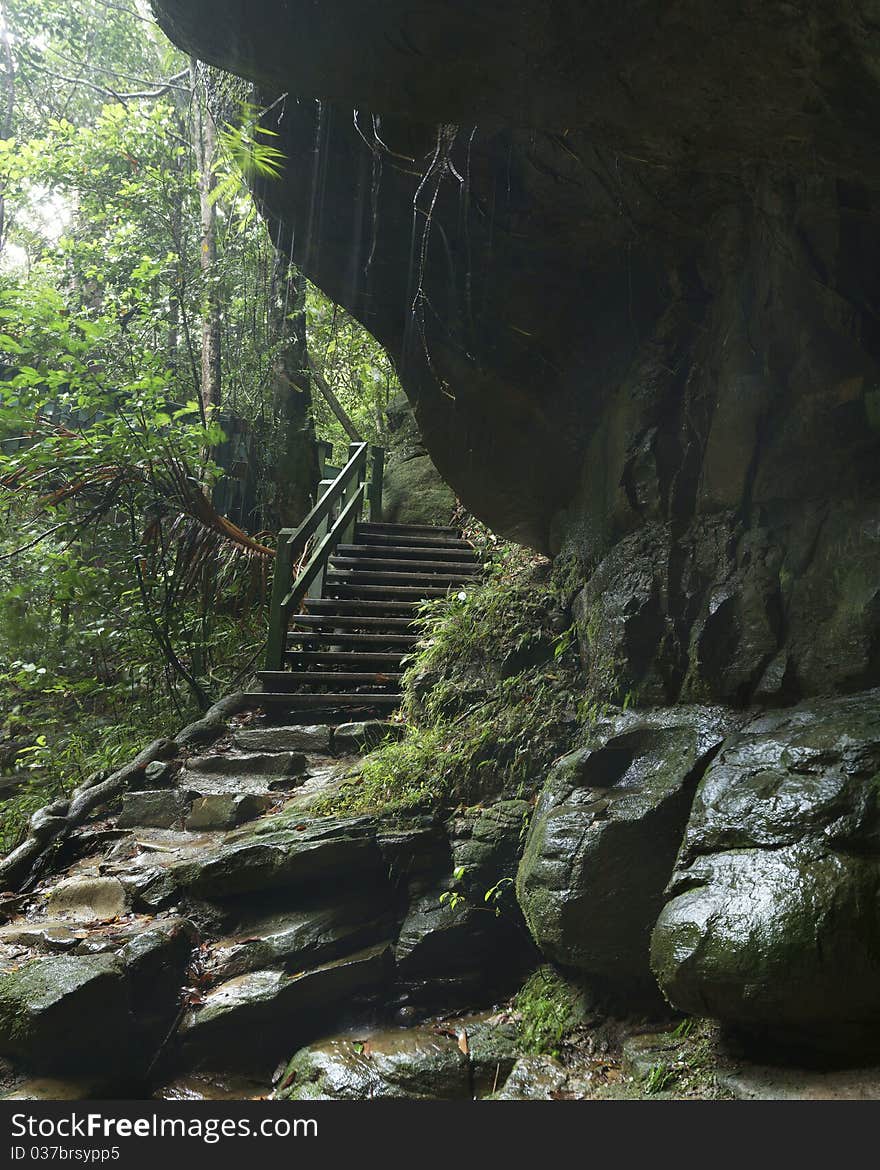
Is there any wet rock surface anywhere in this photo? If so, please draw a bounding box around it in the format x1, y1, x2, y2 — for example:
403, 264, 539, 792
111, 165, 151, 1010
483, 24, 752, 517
0, 715, 537, 1087
6, 688, 880, 1092
0, 916, 194, 1077
516, 706, 740, 982
651, 690, 880, 1053
275, 1012, 519, 1100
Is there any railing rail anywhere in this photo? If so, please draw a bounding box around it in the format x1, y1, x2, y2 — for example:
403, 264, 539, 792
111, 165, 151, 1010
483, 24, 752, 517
264, 440, 383, 671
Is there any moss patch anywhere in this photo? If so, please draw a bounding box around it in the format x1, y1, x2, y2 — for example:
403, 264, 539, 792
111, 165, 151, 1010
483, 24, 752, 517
514, 965, 588, 1057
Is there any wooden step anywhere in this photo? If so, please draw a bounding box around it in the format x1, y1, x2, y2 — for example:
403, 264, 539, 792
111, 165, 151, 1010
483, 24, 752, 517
305, 598, 418, 616
257, 671, 401, 688
285, 651, 407, 667
357, 522, 461, 538
336, 543, 479, 563
326, 583, 457, 600
248, 690, 401, 709
292, 613, 415, 630
329, 557, 481, 575
354, 531, 472, 551
325, 569, 473, 588
286, 631, 418, 647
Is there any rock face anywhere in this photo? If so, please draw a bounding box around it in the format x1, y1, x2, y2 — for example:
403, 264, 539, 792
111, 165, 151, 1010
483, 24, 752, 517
651, 690, 880, 1054
152, 0, 880, 703
517, 708, 739, 984
381, 393, 457, 527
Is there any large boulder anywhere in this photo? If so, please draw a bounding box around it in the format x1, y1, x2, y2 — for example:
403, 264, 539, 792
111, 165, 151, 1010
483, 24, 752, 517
517, 707, 739, 983
651, 689, 880, 1054
0, 917, 195, 1076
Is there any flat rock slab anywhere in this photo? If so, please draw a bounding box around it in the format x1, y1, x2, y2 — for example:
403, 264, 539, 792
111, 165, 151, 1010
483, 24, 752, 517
0, 921, 79, 952
146, 815, 386, 902
3, 1077, 107, 1100
186, 793, 274, 831
46, 877, 129, 922
186, 751, 306, 776
719, 1064, 880, 1100
333, 721, 405, 754
234, 725, 331, 754
118, 789, 194, 830
178, 943, 394, 1067
205, 896, 396, 983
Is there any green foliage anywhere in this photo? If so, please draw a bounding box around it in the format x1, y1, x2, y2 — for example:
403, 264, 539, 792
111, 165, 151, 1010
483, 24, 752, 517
644, 1063, 677, 1094
325, 723, 447, 816
0, 0, 407, 859
212, 103, 285, 205
515, 966, 582, 1057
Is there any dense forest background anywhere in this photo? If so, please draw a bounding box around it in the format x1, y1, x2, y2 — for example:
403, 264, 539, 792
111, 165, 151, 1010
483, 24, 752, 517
0, 0, 402, 847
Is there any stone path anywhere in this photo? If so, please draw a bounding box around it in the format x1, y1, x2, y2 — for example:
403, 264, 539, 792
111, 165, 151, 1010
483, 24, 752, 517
0, 714, 532, 1098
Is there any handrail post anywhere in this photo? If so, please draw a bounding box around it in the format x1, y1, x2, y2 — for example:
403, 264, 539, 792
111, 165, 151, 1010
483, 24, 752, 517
315, 439, 334, 479
368, 445, 384, 522
339, 443, 363, 545
306, 478, 333, 600
265, 529, 295, 670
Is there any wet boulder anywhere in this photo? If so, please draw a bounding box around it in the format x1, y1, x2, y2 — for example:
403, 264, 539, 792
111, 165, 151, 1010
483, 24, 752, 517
517, 707, 739, 983
275, 1013, 518, 1100
0, 916, 195, 1076
651, 689, 880, 1054
276, 1030, 468, 1100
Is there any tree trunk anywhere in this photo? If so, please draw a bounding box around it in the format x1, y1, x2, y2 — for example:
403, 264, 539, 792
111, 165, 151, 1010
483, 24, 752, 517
0, 0, 15, 258
190, 58, 221, 415
270, 254, 319, 528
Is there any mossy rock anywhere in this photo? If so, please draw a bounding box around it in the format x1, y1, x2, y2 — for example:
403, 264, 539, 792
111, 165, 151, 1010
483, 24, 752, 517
651, 689, 880, 1055
383, 453, 456, 527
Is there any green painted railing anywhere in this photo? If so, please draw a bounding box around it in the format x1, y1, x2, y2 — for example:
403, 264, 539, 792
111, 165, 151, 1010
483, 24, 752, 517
264, 441, 384, 671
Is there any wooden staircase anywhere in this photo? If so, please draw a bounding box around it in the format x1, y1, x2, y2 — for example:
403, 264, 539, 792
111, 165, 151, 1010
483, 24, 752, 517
250, 446, 479, 718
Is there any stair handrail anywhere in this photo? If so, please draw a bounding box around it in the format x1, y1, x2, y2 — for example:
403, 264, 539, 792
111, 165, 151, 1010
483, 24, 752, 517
265, 441, 381, 671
